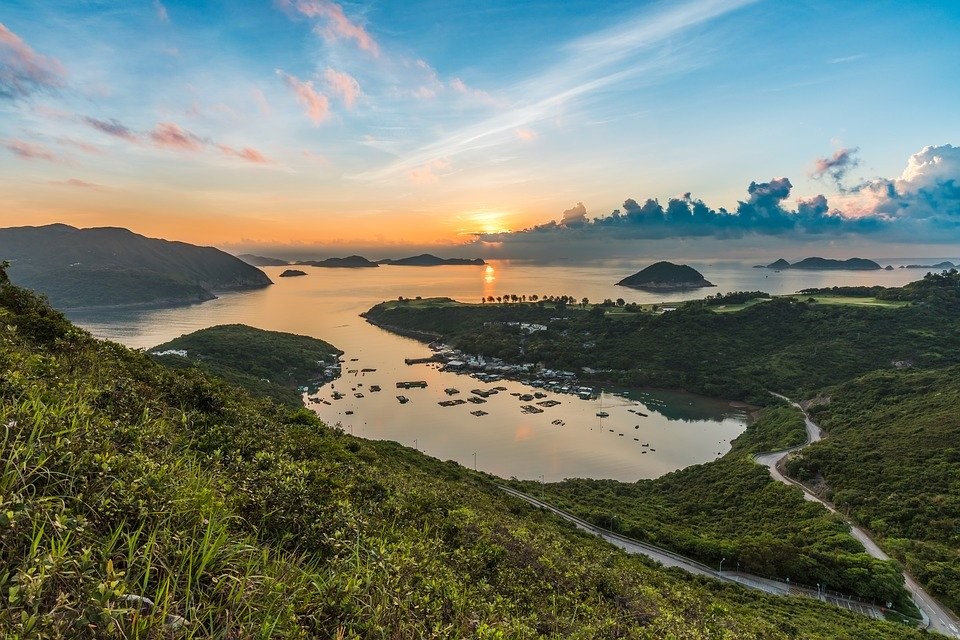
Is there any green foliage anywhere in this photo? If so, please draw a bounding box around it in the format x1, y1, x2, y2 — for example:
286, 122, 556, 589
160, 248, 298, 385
786, 366, 960, 613
0, 266, 925, 638
150, 324, 341, 408
366, 271, 960, 404
514, 406, 911, 609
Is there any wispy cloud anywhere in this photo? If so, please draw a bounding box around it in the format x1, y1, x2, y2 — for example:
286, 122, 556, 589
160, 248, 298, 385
218, 145, 269, 163
3, 138, 58, 162
277, 70, 330, 124
515, 127, 537, 142
409, 158, 450, 185
324, 67, 360, 109
0, 22, 66, 100
49, 177, 105, 190
828, 53, 866, 64
283, 0, 380, 57
153, 1, 170, 23
356, 0, 757, 183
151, 121, 204, 151
83, 116, 139, 141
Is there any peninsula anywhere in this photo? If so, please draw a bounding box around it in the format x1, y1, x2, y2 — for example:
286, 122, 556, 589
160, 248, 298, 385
616, 261, 715, 291
0, 224, 271, 309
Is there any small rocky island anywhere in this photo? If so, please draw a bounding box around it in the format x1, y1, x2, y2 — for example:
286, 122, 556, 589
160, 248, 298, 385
616, 261, 715, 291
279, 269, 307, 277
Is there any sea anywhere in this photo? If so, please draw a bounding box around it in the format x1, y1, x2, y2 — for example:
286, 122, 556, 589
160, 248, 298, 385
68, 258, 948, 482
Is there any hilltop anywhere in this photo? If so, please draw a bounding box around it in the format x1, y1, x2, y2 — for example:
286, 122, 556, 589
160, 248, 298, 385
379, 253, 486, 266
150, 324, 341, 407
617, 261, 715, 290
0, 224, 271, 309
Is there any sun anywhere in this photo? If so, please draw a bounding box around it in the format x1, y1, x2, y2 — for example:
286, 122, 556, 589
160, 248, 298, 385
465, 211, 510, 235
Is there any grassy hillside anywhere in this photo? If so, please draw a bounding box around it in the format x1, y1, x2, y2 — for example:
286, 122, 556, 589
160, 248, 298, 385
364, 271, 960, 404
0, 268, 925, 638
0, 224, 271, 308
787, 367, 960, 613
512, 406, 912, 610
151, 324, 341, 408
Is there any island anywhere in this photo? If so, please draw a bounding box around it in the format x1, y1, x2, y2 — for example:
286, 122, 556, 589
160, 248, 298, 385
759, 257, 882, 270
279, 269, 307, 277
150, 324, 341, 407
616, 261, 715, 291
378, 253, 486, 266
900, 261, 955, 269
0, 223, 272, 309
238, 253, 290, 266
298, 255, 379, 268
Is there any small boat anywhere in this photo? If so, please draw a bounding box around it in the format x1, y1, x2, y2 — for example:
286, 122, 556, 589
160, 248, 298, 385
396, 395, 409, 404
370, 385, 381, 392
345, 410, 353, 415
596, 411, 609, 418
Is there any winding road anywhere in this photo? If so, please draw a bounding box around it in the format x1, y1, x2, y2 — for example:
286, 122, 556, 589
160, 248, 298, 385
498, 485, 887, 622
755, 394, 960, 638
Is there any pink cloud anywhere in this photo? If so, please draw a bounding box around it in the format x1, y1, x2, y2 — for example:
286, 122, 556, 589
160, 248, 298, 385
150, 122, 204, 151
3, 138, 58, 162
50, 178, 104, 190
289, 0, 380, 56
408, 158, 450, 185
252, 87, 271, 116
515, 127, 537, 142
324, 67, 360, 109
277, 70, 330, 124
219, 145, 269, 164
0, 23, 66, 99
449, 76, 500, 106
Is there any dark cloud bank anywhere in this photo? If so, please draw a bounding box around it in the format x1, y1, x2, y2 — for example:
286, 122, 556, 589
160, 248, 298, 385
472, 144, 960, 258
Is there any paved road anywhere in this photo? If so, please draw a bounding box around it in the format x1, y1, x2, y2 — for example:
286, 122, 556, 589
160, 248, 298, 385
497, 485, 886, 621
755, 395, 960, 638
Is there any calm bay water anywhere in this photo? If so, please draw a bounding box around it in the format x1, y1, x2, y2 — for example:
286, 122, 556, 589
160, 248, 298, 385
69, 259, 941, 482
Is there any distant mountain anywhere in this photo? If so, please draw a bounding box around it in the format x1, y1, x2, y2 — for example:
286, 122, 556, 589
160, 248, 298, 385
617, 261, 715, 291
298, 255, 379, 268
0, 224, 271, 309
238, 254, 289, 267
901, 261, 955, 269
279, 269, 307, 277
378, 254, 485, 266
761, 257, 881, 271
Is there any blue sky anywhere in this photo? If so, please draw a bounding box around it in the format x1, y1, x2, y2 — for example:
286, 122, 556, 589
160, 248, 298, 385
1, 0, 958, 257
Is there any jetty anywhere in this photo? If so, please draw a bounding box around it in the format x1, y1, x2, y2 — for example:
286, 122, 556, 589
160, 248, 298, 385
397, 380, 428, 389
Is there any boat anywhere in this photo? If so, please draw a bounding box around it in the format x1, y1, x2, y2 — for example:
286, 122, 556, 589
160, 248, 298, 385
396, 395, 409, 404
444, 387, 460, 395
596, 411, 609, 418
370, 385, 381, 392
345, 410, 353, 415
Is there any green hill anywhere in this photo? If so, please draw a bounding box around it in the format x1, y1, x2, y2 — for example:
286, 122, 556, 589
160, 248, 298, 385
0, 224, 271, 309
617, 261, 715, 290
151, 324, 340, 408
0, 264, 924, 638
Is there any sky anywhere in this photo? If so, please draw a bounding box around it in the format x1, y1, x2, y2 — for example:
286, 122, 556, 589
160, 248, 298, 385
1, 0, 959, 260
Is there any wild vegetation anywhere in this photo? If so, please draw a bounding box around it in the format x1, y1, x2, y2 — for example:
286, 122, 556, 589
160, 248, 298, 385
0, 265, 926, 638
787, 367, 960, 613
150, 324, 341, 408
512, 406, 912, 610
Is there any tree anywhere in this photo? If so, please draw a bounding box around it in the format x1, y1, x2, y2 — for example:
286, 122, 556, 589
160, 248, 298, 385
581, 297, 590, 307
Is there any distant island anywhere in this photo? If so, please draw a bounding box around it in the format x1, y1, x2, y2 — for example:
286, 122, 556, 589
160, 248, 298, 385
279, 269, 307, 277
298, 255, 379, 268
378, 254, 486, 266
150, 324, 341, 407
238, 254, 289, 267
755, 257, 882, 271
617, 261, 715, 291
900, 261, 955, 269
0, 224, 271, 309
